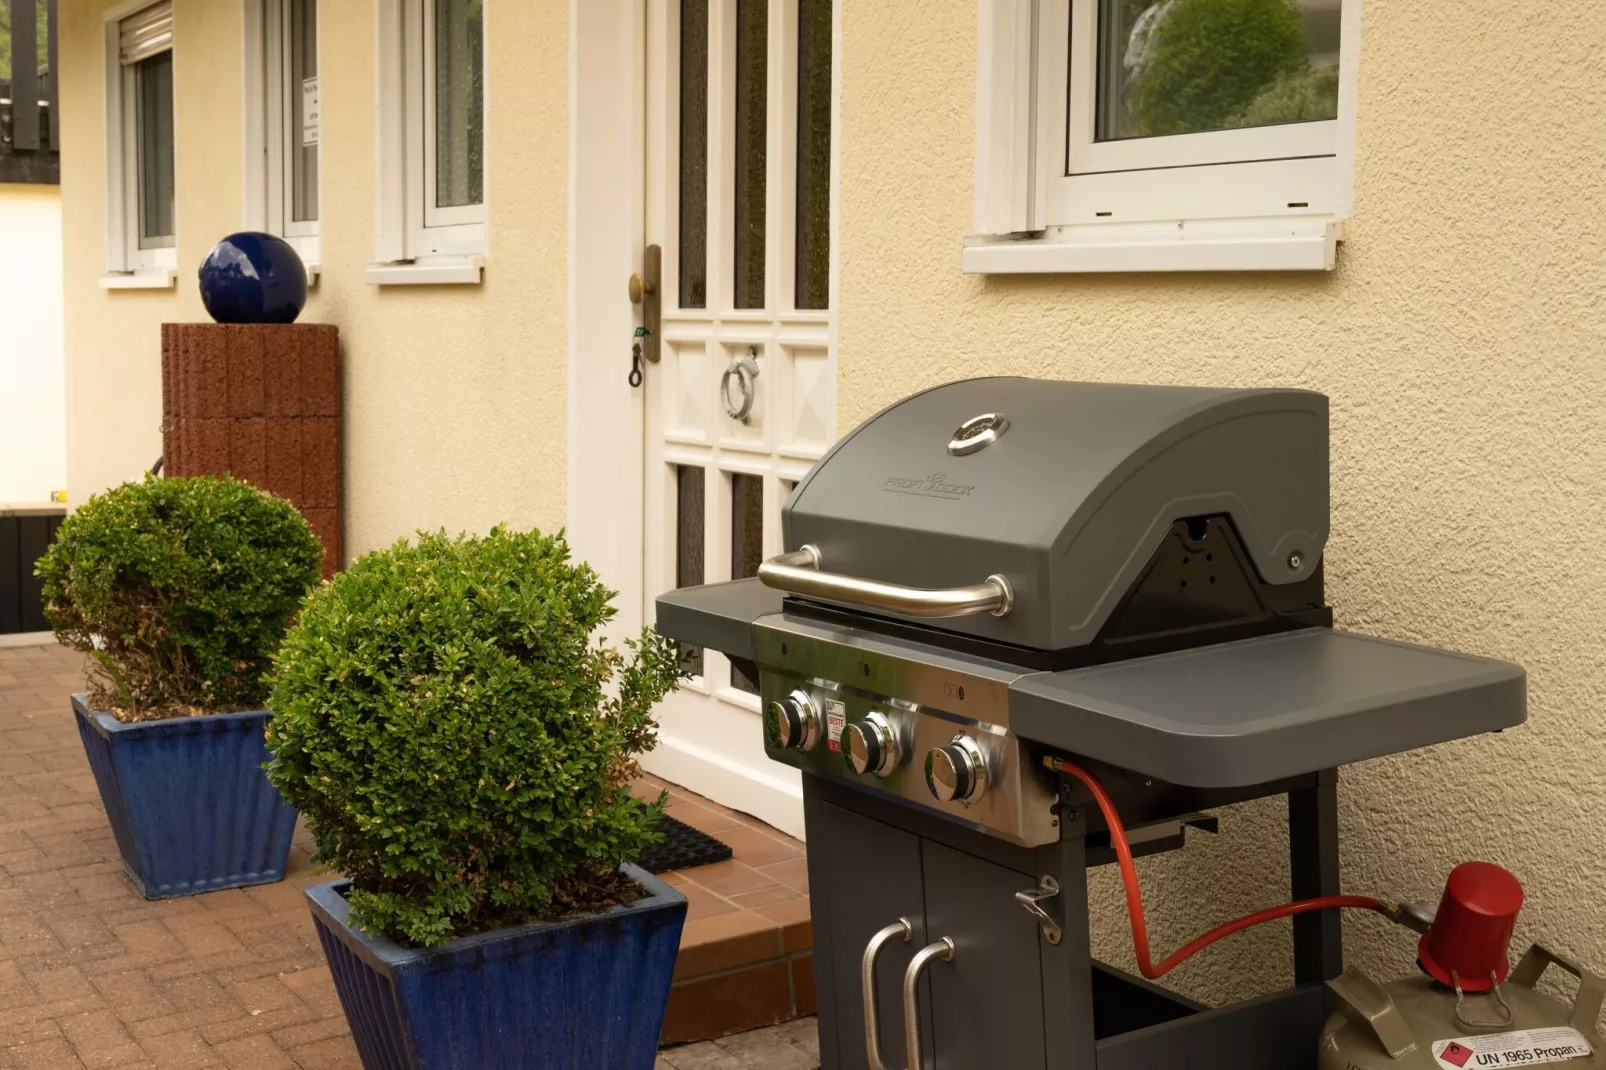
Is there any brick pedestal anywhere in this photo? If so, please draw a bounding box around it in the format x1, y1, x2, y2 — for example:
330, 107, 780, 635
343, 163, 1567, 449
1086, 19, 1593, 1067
161, 324, 342, 577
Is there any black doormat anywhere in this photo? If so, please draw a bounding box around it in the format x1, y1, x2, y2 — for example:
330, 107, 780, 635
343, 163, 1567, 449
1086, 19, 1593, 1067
637, 803, 733, 874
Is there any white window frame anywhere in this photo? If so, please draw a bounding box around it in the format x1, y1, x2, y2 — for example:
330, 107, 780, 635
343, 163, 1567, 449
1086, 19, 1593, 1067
242, 0, 322, 274
966, 0, 1361, 274
100, 0, 178, 288
368, 0, 488, 285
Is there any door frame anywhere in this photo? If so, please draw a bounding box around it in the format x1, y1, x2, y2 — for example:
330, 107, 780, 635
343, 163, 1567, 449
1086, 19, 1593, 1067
568, 0, 648, 640
569, 0, 841, 837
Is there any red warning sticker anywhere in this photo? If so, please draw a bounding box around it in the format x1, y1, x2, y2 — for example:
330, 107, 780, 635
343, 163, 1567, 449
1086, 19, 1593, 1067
825, 700, 846, 753
1439, 1042, 1474, 1068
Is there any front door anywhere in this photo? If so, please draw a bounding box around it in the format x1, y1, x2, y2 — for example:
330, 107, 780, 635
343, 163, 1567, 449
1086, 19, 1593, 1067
636, 0, 837, 837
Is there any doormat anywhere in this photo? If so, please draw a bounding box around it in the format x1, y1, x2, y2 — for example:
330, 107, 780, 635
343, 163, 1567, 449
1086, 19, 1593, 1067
637, 803, 734, 874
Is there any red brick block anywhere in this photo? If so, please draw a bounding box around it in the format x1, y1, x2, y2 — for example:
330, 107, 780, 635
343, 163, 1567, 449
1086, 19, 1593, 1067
299, 327, 341, 417
300, 418, 339, 508
162, 324, 178, 420
262, 420, 303, 503
229, 419, 267, 487
263, 334, 302, 419
226, 329, 265, 418
189, 330, 230, 419
184, 419, 231, 476
300, 507, 340, 579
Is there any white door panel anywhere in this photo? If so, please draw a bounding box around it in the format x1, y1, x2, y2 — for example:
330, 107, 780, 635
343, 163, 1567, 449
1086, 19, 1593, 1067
638, 0, 836, 839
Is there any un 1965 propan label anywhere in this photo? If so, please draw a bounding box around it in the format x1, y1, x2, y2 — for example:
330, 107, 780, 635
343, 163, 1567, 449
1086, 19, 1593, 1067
1432, 1027, 1593, 1068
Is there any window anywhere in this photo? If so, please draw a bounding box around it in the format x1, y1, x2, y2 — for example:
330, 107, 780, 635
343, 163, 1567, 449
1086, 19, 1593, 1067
102, 0, 176, 284
244, 0, 320, 268
369, 0, 486, 284
966, 0, 1358, 274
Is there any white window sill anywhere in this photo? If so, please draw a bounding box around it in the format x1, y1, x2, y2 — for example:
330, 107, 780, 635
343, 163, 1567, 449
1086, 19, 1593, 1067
99, 269, 178, 290
305, 264, 321, 287
962, 219, 1343, 275
365, 256, 484, 286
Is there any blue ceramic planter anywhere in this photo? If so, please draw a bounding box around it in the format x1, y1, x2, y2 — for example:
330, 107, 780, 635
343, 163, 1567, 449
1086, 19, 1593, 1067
306, 866, 687, 1070
72, 694, 298, 899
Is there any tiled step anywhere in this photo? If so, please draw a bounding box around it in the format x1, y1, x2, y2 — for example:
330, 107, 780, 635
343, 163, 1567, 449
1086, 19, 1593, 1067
631, 774, 815, 1044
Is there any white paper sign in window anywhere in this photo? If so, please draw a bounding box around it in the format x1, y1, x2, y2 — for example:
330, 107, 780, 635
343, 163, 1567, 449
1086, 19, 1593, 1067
301, 77, 320, 146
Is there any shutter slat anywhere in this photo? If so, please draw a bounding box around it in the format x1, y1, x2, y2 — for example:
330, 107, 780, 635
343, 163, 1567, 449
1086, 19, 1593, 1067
119, 1, 173, 66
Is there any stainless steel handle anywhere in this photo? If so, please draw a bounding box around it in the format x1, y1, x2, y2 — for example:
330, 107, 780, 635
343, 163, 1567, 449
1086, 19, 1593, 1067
861, 919, 913, 1070
902, 938, 956, 1069
758, 545, 1013, 619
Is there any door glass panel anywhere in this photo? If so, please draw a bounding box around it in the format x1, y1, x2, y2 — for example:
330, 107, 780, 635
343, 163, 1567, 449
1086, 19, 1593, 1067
676, 465, 707, 676
794, 0, 831, 310
135, 51, 175, 248
289, 0, 319, 222
679, 0, 709, 308
729, 473, 764, 693
733, 0, 767, 309
1096, 0, 1340, 141
433, 0, 484, 208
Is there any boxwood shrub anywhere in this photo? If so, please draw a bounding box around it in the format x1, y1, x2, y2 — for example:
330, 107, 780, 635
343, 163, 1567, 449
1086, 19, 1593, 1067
37, 475, 323, 720
265, 526, 683, 947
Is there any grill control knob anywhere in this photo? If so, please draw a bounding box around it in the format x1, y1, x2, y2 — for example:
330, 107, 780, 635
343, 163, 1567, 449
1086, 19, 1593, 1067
767, 690, 821, 751
845, 712, 902, 778
926, 735, 989, 805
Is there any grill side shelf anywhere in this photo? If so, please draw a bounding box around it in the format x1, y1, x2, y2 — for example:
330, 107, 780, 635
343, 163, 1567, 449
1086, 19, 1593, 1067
1008, 629, 1526, 789
655, 578, 785, 663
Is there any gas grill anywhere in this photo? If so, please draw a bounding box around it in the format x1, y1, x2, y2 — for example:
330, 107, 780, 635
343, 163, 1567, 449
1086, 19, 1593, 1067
656, 378, 1525, 1070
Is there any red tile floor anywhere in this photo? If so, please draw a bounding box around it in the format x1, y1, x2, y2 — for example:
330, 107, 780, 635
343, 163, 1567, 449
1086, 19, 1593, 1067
0, 640, 819, 1069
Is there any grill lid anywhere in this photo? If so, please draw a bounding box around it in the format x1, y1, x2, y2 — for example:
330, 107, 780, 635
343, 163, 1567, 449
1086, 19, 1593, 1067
776, 378, 1329, 653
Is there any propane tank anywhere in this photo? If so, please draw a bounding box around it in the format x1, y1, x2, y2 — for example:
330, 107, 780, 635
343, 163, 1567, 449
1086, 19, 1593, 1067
1320, 863, 1606, 1069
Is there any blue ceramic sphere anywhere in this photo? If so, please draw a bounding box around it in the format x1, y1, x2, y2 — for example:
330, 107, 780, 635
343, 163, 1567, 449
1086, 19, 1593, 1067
198, 232, 308, 324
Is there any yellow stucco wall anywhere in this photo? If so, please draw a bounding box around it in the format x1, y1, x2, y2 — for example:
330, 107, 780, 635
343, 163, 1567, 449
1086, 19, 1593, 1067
839, 0, 1606, 1009
0, 184, 66, 503
57, 0, 569, 556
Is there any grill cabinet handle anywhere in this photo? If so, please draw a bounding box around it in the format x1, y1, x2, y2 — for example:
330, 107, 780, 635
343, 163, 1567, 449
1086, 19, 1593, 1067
758, 546, 1014, 618
902, 938, 957, 1069
862, 919, 913, 1070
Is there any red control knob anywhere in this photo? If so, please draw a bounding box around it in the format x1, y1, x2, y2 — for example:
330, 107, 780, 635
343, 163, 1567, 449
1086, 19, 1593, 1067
1418, 861, 1524, 992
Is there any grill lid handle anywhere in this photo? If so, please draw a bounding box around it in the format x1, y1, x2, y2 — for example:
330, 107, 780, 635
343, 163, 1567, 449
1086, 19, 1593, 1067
757, 545, 1014, 618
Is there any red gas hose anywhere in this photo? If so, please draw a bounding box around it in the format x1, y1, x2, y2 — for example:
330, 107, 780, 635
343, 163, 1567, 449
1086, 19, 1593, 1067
1044, 755, 1389, 979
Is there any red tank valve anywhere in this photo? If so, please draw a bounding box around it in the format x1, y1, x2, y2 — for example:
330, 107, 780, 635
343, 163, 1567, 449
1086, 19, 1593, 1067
1418, 861, 1524, 993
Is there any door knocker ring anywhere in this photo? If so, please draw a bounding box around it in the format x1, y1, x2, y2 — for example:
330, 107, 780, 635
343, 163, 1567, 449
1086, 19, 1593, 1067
722, 347, 761, 424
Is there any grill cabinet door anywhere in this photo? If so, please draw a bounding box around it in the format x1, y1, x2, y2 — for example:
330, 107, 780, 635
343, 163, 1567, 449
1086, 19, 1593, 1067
920, 841, 1049, 1070
814, 801, 929, 1070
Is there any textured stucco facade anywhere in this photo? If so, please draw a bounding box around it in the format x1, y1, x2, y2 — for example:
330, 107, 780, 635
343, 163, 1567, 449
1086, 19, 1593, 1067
0, 183, 66, 503
56, 0, 569, 557
837, 0, 1606, 1014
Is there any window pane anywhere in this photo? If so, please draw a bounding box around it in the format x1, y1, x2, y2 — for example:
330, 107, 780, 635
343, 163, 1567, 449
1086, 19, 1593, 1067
729, 473, 764, 694
289, 0, 319, 222
434, 0, 484, 208
675, 466, 706, 677
135, 51, 175, 247
1096, 0, 1340, 141
679, 0, 709, 308
733, 0, 767, 309
794, 0, 830, 310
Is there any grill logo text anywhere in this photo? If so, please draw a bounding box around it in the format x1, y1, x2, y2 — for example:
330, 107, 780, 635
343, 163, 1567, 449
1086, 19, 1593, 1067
883, 472, 974, 500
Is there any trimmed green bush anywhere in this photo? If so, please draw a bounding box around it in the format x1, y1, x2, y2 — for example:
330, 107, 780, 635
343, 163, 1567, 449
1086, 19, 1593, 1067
264, 527, 683, 947
1134, 0, 1310, 136
37, 475, 323, 720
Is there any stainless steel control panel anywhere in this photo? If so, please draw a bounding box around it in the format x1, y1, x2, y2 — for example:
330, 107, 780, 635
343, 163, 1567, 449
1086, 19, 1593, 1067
752, 614, 1060, 847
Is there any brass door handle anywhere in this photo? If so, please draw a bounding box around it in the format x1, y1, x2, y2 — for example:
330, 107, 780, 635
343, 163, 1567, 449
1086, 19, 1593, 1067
628, 244, 662, 366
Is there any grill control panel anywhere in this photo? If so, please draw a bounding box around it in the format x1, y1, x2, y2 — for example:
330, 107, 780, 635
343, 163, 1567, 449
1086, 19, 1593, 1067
753, 616, 1060, 847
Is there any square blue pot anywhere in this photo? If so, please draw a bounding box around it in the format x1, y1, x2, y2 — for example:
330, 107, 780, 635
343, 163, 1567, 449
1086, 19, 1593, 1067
306, 866, 688, 1070
72, 693, 299, 899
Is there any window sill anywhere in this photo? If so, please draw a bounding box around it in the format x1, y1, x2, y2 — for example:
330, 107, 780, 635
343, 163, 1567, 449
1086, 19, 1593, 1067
962, 219, 1343, 275
364, 256, 484, 286
99, 269, 178, 290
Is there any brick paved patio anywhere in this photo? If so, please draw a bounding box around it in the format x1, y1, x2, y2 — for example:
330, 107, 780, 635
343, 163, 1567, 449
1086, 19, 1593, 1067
0, 640, 820, 1069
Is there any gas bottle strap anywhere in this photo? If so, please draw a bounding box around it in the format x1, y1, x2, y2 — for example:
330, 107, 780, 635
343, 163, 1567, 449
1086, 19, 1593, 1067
1452, 970, 1516, 1030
